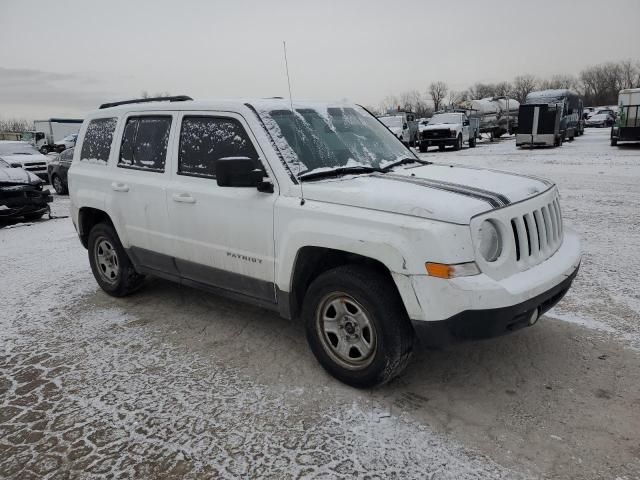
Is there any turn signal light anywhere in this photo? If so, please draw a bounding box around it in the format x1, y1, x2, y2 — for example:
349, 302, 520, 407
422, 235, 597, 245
425, 262, 480, 279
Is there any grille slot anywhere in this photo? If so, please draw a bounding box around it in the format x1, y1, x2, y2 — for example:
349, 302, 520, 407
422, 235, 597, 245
509, 195, 563, 265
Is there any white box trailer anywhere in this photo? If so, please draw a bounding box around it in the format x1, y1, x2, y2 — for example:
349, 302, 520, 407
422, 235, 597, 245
611, 88, 640, 146
27, 118, 83, 153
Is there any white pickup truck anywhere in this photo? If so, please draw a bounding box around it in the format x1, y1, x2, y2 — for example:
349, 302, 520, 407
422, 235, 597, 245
418, 112, 479, 152
69, 96, 581, 387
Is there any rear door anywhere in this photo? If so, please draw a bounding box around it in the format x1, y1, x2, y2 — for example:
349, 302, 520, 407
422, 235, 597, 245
107, 112, 177, 272
165, 112, 277, 303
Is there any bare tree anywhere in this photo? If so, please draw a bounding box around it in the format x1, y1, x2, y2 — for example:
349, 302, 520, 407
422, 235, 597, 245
428, 81, 448, 112
379, 95, 399, 114
447, 90, 464, 108
494, 82, 513, 97
466, 83, 496, 100
539, 74, 579, 91
512, 75, 538, 103
0, 118, 34, 133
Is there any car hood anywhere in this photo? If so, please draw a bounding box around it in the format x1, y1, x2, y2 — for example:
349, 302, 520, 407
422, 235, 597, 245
300, 164, 554, 224
0, 167, 43, 186
422, 123, 458, 131
0, 153, 49, 165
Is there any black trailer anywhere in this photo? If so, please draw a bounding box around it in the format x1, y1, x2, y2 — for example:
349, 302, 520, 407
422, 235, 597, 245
524, 89, 583, 141
516, 104, 563, 148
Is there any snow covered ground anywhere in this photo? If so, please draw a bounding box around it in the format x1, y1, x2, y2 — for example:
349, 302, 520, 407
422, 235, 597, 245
1, 128, 639, 479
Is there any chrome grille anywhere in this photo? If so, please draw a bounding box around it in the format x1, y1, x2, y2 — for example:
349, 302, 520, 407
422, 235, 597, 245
510, 197, 563, 263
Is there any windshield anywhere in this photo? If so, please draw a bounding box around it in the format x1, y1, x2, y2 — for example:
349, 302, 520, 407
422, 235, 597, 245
378, 116, 403, 128
428, 113, 462, 125
21, 132, 34, 142
256, 104, 414, 177
0, 142, 40, 155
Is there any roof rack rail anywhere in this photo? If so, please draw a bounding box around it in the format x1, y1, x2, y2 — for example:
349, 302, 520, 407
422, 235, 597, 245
99, 95, 193, 109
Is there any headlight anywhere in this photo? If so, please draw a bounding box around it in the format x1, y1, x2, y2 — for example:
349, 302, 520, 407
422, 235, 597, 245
477, 220, 502, 262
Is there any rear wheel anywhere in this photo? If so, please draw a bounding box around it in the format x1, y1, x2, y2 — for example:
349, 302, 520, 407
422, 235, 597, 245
469, 137, 477, 148
418, 143, 428, 153
438, 144, 445, 152
51, 174, 68, 195
611, 137, 618, 146
303, 265, 414, 388
88, 223, 145, 297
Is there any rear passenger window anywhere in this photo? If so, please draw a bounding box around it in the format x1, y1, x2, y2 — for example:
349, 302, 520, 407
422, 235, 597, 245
178, 116, 258, 178
119, 116, 171, 172
80, 118, 117, 164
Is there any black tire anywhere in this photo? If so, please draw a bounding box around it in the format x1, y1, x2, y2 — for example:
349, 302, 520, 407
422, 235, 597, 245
39, 146, 49, 155
453, 134, 462, 151
438, 144, 445, 152
469, 137, 476, 148
611, 137, 618, 146
51, 174, 68, 195
88, 223, 144, 297
418, 143, 428, 153
302, 265, 414, 388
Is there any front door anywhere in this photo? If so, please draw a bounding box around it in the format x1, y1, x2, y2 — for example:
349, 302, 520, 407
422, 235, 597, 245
165, 112, 277, 303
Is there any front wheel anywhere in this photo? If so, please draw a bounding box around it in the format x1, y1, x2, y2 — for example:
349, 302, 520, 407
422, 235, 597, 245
39, 146, 49, 155
303, 265, 414, 388
453, 134, 462, 151
88, 223, 145, 297
611, 137, 618, 146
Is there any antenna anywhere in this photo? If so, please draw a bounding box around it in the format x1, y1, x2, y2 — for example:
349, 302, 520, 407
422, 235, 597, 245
283, 40, 305, 205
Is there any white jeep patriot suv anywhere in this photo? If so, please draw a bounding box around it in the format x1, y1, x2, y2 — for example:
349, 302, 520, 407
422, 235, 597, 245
69, 95, 581, 388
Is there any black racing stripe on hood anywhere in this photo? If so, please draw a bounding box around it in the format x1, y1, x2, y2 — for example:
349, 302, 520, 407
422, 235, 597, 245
379, 173, 509, 208
448, 163, 555, 187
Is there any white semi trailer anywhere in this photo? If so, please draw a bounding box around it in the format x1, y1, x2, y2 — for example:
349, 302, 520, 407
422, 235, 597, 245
461, 97, 520, 139
23, 118, 83, 154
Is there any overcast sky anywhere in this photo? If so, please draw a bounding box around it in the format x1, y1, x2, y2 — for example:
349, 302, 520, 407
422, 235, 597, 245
1, 0, 639, 119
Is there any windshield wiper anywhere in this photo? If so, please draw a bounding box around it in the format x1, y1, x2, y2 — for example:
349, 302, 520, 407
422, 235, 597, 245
299, 165, 384, 181
382, 158, 431, 171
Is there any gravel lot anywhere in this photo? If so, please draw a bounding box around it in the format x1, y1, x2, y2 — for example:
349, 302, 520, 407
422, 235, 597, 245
1, 128, 639, 479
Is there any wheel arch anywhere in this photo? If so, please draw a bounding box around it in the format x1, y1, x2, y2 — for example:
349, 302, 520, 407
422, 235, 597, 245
78, 207, 115, 248
282, 245, 421, 321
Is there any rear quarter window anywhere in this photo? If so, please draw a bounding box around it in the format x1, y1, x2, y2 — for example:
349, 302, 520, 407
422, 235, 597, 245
80, 118, 117, 164
119, 116, 171, 172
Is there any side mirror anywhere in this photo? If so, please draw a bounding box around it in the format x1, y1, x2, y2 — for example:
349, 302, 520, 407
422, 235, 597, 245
215, 157, 273, 193
463, 120, 470, 126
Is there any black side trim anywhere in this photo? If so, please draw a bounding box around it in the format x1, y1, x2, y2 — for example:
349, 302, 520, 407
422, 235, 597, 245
380, 173, 509, 208
412, 263, 580, 347
127, 247, 276, 304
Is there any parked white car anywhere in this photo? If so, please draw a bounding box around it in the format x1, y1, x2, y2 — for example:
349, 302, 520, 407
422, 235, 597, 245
53, 133, 78, 152
0, 141, 50, 181
69, 96, 581, 387
418, 112, 478, 152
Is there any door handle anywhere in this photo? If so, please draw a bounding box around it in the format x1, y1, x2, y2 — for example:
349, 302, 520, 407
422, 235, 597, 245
111, 182, 129, 192
172, 193, 196, 204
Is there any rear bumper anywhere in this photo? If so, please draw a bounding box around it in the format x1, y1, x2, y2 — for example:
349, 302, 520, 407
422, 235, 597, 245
412, 262, 579, 346
516, 133, 556, 146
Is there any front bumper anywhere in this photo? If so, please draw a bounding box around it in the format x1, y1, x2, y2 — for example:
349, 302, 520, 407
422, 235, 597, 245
0, 187, 53, 219
419, 137, 456, 147
411, 262, 579, 346
406, 228, 581, 342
